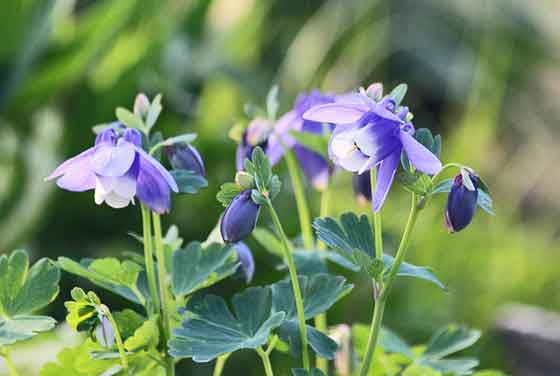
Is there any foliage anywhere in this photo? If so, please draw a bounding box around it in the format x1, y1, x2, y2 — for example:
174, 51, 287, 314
0, 249, 60, 346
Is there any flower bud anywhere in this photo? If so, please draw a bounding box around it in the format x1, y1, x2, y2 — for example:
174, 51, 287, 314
134, 93, 150, 118
220, 190, 260, 243
445, 170, 479, 233
235, 171, 254, 190
95, 316, 115, 348
352, 171, 371, 206
165, 143, 205, 177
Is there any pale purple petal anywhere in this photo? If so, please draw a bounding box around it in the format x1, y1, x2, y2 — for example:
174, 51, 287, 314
399, 130, 442, 175
46, 146, 97, 192
136, 155, 172, 214
95, 128, 118, 146
122, 128, 142, 147
354, 123, 401, 164
372, 150, 401, 212
134, 146, 178, 192
92, 141, 136, 177
302, 103, 369, 124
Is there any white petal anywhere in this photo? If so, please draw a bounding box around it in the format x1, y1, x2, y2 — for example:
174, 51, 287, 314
104, 192, 132, 209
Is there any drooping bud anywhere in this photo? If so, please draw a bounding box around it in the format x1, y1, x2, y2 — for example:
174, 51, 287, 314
352, 171, 371, 206
234, 242, 255, 283
220, 190, 260, 243
165, 143, 205, 177
445, 170, 479, 233
95, 316, 115, 348
134, 93, 150, 118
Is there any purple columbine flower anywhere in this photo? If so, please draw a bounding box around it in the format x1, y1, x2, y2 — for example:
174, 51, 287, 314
274, 90, 336, 191
220, 190, 260, 243
352, 171, 372, 205
234, 242, 255, 283
165, 143, 205, 177
303, 84, 442, 211
46, 127, 178, 214
445, 171, 480, 233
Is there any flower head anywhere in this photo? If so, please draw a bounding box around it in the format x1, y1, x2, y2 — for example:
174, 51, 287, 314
303, 84, 442, 211
165, 143, 205, 177
234, 242, 255, 283
220, 190, 260, 243
445, 170, 480, 233
46, 127, 178, 213
275, 90, 336, 191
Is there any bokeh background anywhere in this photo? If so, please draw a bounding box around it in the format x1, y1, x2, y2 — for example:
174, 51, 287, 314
1, 0, 559, 374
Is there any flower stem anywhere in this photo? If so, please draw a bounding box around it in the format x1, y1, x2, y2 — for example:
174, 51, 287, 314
152, 212, 175, 376
284, 149, 313, 249
106, 311, 129, 370
265, 198, 310, 370
212, 353, 231, 376
141, 204, 160, 316
370, 169, 383, 259
0, 348, 19, 376
315, 186, 330, 373
256, 347, 275, 376
358, 193, 420, 376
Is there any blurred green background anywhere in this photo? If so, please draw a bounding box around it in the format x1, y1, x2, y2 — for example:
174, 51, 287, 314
1, 0, 559, 374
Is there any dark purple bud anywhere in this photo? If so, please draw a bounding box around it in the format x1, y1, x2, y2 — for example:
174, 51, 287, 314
220, 190, 261, 243
352, 171, 372, 205
445, 172, 479, 233
165, 143, 205, 177
234, 242, 255, 283
95, 316, 115, 348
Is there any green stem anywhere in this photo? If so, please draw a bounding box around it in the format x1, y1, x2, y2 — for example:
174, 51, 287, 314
266, 199, 310, 370
213, 353, 231, 376
358, 193, 420, 376
106, 311, 129, 370
141, 204, 160, 316
256, 347, 275, 376
1, 349, 19, 376
152, 213, 175, 376
315, 187, 330, 373
284, 149, 313, 249
370, 169, 383, 259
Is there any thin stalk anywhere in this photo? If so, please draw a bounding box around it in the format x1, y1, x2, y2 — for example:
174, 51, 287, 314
358, 193, 420, 376
106, 311, 129, 370
370, 169, 383, 259
1, 349, 19, 376
265, 199, 310, 370
284, 149, 313, 249
212, 353, 231, 376
152, 213, 175, 376
256, 347, 275, 376
141, 204, 160, 316
315, 186, 330, 373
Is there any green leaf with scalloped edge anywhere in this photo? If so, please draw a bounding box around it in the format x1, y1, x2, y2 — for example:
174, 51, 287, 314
169, 287, 286, 362
271, 274, 352, 359
170, 169, 208, 194
58, 257, 148, 306
172, 242, 238, 298
124, 316, 159, 351
0, 250, 60, 345
314, 213, 446, 290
